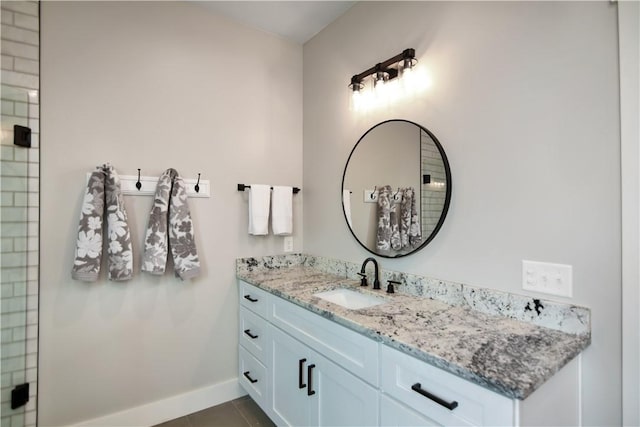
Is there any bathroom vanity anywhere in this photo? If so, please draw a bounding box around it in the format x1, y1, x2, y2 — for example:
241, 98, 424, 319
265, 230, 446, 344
237, 255, 590, 427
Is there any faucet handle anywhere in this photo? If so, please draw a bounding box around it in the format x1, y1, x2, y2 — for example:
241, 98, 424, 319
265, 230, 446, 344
386, 280, 401, 294
357, 272, 368, 287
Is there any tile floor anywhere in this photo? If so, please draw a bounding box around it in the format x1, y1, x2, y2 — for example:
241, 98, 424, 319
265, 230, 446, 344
154, 396, 275, 427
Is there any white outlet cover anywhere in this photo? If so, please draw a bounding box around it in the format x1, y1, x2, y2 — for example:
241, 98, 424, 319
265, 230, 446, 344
522, 260, 573, 298
283, 236, 294, 252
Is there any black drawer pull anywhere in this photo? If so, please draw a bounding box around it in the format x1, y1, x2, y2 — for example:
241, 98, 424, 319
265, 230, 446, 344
298, 358, 307, 389
243, 371, 258, 384
411, 383, 458, 410
307, 364, 316, 396
243, 295, 258, 303
243, 329, 259, 339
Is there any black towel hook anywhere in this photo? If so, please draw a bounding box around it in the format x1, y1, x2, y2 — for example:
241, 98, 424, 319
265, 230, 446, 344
194, 173, 201, 193
393, 187, 401, 200
136, 169, 142, 190
371, 186, 377, 199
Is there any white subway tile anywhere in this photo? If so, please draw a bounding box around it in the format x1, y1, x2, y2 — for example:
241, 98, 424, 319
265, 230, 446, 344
1, 296, 26, 313
14, 101, 27, 117
12, 282, 26, 297
0, 85, 28, 102
25, 324, 36, 339
28, 132, 37, 148
1, 10, 14, 25
13, 192, 27, 206
27, 177, 37, 192
26, 294, 37, 311
27, 102, 37, 118
27, 162, 38, 177
0, 41, 38, 61
27, 206, 38, 221
26, 266, 36, 281
12, 326, 26, 341
1, 355, 25, 373
26, 89, 37, 104
1, 69, 38, 88
0, 176, 27, 191
1, 191, 14, 206
0, 222, 26, 237
1, 2, 38, 17
1, 114, 28, 128
26, 148, 37, 163
1, 160, 27, 176
25, 338, 36, 354
13, 147, 27, 162
25, 309, 36, 325
26, 250, 37, 266
1, 283, 14, 298
26, 221, 36, 237
13, 58, 37, 75
25, 354, 36, 369
13, 13, 37, 31
1, 129, 14, 145
11, 413, 25, 427
1, 238, 13, 252
1, 207, 27, 221
25, 410, 36, 426
1, 25, 38, 46
11, 371, 26, 385
13, 237, 26, 251
27, 118, 37, 133
1, 266, 25, 282
1, 100, 13, 115
1, 54, 13, 71
26, 281, 37, 296
0, 145, 14, 159
27, 193, 37, 207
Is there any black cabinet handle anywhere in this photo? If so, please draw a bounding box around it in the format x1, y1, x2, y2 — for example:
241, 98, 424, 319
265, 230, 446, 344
411, 383, 458, 410
243, 329, 258, 339
243, 295, 258, 303
298, 358, 307, 389
307, 364, 316, 396
243, 371, 258, 384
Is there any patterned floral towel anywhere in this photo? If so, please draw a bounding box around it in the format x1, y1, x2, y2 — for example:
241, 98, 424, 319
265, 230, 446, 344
71, 164, 133, 282
376, 185, 392, 252
409, 187, 422, 248
399, 187, 413, 249
142, 168, 200, 280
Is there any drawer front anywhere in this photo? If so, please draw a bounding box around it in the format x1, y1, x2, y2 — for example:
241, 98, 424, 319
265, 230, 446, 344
239, 306, 270, 363
239, 281, 270, 319
270, 295, 379, 386
380, 345, 514, 426
380, 394, 442, 427
239, 346, 268, 408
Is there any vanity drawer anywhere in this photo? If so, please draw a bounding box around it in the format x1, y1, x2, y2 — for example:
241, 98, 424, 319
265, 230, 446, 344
380, 345, 514, 426
239, 306, 270, 363
239, 346, 268, 408
270, 294, 379, 386
239, 281, 270, 319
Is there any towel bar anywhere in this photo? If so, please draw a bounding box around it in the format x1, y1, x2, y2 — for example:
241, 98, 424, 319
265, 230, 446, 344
237, 183, 300, 194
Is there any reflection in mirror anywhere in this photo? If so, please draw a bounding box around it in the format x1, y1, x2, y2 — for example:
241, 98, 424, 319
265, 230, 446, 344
342, 120, 451, 258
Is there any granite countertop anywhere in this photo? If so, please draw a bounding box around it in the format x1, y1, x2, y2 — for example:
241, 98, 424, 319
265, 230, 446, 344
237, 264, 590, 400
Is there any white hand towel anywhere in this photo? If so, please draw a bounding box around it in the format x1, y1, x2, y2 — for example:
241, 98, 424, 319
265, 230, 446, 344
342, 189, 353, 228
272, 186, 293, 236
248, 184, 271, 235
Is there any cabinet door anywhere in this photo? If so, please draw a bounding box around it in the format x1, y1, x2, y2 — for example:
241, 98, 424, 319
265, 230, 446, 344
381, 394, 441, 427
271, 326, 313, 427
310, 352, 379, 427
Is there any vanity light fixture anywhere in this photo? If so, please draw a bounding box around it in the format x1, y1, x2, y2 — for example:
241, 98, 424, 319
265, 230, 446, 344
349, 48, 418, 111
349, 49, 415, 92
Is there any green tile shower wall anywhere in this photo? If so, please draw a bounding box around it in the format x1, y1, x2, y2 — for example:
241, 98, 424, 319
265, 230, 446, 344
1, 2, 39, 426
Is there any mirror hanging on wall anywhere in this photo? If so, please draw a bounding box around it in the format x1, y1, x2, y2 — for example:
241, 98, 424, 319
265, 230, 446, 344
342, 119, 452, 258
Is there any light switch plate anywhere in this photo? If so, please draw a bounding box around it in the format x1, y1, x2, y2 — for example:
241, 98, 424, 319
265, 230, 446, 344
283, 236, 293, 252
522, 260, 573, 297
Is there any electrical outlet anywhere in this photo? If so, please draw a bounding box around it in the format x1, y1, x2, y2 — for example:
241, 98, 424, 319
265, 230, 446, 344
283, 236, 293, 252
522, 260, 573, 297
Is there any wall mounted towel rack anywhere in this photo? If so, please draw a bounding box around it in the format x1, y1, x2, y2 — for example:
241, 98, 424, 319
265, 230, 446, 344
237, 183, 300, 194
86, 173, 211, 198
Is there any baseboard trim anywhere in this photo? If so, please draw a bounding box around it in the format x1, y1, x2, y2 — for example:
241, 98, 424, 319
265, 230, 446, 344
69, 378, 246, 427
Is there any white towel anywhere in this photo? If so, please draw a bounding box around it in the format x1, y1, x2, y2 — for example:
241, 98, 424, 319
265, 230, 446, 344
272, 186, 293, 235
342, 189, 353, 228
249, 184, 271, 235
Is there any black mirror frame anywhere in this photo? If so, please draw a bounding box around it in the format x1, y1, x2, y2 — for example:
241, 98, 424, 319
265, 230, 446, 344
341, 119, 452, 258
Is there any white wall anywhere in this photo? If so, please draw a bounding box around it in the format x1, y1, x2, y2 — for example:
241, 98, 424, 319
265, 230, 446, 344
40, 2, 302, 425
303, 2, 620, 425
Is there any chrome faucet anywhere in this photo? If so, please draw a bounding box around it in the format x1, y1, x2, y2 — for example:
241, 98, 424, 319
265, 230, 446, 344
359, 257, 381, 290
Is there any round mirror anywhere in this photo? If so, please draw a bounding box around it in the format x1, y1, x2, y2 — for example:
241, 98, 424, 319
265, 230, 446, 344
342, 119, 451, 258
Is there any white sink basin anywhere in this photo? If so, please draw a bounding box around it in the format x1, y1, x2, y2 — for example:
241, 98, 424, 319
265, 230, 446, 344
313, 288, 387, 310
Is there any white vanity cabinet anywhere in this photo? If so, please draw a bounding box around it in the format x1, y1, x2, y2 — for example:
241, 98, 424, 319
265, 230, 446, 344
238, 280, 581, 427
380, 345, 513, 426
238, 282, 272, 408
270, 326, 379, 427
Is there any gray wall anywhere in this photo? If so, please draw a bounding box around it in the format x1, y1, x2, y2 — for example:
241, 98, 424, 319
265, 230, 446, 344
40, 2, 302, 425
303, 2, 621, 425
